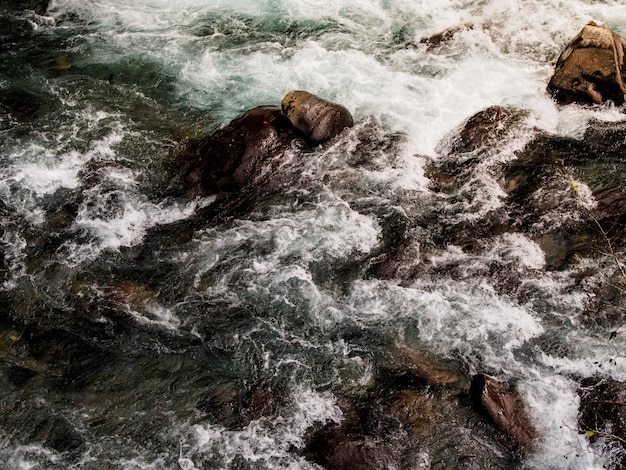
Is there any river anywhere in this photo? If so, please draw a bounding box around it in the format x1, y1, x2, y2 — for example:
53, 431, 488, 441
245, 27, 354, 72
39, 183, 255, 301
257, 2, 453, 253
1, 0, 626, 468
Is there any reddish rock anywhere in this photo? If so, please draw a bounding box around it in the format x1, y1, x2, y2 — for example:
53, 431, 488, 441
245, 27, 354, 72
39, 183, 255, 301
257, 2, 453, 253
470, 374, 538, 451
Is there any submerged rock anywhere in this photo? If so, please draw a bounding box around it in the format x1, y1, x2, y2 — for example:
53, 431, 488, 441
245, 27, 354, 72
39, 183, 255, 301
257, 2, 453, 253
379, 340, 468, 388
390, 388, 437, 438
281, 90, 353, 143
547, 22, 626, 106
437, 105, 530, 157
303, 396, 400, 470
470, 374, 538, 451
196, 382, 293, 429
418, 25, 473, 51
312, 433, 397, 470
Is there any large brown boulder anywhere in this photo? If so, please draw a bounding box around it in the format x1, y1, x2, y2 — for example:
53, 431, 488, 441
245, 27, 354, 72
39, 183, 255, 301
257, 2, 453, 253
175, 91, 354, 201
175, 105, 300, 198
548, 22, 626, 105
470, 374, 538, 451
281, 90, 353, 143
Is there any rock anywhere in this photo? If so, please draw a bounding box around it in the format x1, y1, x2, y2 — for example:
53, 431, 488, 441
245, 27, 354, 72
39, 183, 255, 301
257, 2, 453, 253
302, 394, 400, 469
176, 105, 300, 198
380, 340, 468, 388
196, 382, 292, 429
419, 25, 473, 51
578, 376, 626, 469
437, 106, 529, 157
104, 280, 157, 316
35, 415, 84, 453
470, 374, 538, 451
547, 22, 626, 105
314, 433, 397, 470
0, 88, 45, 121
240, 383, 293, 424
281, 90, 353, 143
196, 382, 242, 428
6, 364, 37, 387
503, 125, 626, 265
390, 389, 437, 438
584, 119, 626, 155
0, 0, 49, 14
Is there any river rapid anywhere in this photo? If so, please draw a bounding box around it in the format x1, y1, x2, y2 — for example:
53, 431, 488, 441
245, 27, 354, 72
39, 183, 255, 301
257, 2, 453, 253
2, 0, 626, 468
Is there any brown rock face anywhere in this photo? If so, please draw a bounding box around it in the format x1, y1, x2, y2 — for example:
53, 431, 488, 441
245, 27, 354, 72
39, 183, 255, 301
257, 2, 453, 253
390, 389, 437, 437
175, 105, 299, 198
381, 340, 468, 388
281, 90, 353, 143
471, 374, 538, 451
548, 22, 626, 105
314, 434, 396, 470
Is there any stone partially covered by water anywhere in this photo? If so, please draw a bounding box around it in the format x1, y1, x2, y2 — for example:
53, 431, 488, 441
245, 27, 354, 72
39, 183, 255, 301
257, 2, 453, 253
281, 90, 354, 143
548, 22, 626, 106
176, 90, 354, 205
175, 105, 301, 198
425, 102, 626, 272
470, 374, 538, 451
378, 340, 468, 388
196, 381, 294, 429
302, 339, 523, 469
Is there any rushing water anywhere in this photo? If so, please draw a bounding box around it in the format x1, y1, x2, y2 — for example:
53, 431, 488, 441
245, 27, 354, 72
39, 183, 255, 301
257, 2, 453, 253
2, 0, 626, 468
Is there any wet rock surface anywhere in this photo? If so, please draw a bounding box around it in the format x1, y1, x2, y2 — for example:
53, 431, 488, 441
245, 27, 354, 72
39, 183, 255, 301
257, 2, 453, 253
174, 91, 356, 217
378, 340, 468, 388
548, 22, 626, 105
175, 105, 301, 198
281, 90, 354, 143
423, 103, 626, 273
196, 382, 293, 429
438, 105, 530, 157
470, 374, 538, 451
301, 339, 524, 469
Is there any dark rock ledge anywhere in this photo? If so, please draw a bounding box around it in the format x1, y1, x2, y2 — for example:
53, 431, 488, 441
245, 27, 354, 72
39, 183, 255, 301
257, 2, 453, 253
175, 90, 354, 202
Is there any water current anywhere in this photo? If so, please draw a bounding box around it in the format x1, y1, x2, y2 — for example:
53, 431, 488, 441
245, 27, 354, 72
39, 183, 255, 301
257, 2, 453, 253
2, 0, 626, 468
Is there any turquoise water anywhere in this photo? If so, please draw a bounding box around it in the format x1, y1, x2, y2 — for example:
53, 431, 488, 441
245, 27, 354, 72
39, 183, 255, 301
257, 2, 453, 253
1, 0, 626, 468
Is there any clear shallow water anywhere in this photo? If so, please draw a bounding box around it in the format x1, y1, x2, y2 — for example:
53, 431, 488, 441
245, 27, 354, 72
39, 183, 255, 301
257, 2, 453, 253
1, 0, 626, 468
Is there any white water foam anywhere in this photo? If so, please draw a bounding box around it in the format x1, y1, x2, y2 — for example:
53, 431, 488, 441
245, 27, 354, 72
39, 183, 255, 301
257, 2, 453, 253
182, 387, 340, 469
186, 201, 379, 285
